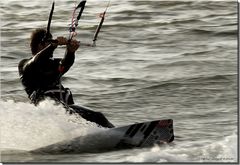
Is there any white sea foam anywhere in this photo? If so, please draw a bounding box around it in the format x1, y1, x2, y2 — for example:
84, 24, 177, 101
120, 133, 238, 163
0, 99, 100, 151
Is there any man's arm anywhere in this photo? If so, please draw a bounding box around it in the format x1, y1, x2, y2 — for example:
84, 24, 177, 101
59, 39, 79, 74
31, 36, 70, 64
18, 59, 29, 76
32, 44, 57, 63
18, 43, 57, 75
58, 51, 75, 74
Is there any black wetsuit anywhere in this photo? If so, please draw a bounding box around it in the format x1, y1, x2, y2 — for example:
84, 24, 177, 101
18, 44, 114, 128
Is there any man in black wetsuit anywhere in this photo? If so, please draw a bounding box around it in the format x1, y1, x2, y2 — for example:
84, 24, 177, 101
18, 28, 114, 128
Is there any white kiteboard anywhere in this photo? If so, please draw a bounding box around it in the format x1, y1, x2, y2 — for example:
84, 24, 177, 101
32, 119, 174, 153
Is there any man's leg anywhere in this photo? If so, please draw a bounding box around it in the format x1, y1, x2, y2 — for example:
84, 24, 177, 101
69, 104, 115, 128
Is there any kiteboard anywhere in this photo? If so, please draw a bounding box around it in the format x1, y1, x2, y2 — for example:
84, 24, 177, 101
32, 119, 174, 153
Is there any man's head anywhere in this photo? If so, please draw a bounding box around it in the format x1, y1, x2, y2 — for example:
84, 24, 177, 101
30, 28, 52, 55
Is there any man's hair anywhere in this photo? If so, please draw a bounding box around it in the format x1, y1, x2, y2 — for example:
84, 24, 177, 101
30, 28, 52, 55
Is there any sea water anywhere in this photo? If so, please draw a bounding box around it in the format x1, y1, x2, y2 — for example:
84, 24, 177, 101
0, 0, 238, 163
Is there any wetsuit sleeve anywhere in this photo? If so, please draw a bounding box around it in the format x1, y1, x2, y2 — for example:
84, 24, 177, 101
18, 59, 29, 76
19, 44, 57, 74
32, 44, 57, 63
58, 50, 75, 74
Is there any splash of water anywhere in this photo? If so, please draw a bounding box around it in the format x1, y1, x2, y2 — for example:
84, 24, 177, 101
121, 132, 237, 163
0, 99, 100, 151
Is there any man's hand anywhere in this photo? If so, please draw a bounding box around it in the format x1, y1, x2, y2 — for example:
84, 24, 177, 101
67, 39, 80, 53
56, 36, 68, 45
52, 36, 79, 53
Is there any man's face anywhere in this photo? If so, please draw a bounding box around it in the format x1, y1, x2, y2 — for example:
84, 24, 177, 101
36, 39, 51, 54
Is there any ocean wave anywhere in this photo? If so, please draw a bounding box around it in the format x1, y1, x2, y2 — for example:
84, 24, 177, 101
214, 30, 237, 37
144, 60, 213, 69
186, 28, 237, 37
189, 28, 216, 35
122, 73, 236, 92
181, 50, 215, 56
186, 74, 234, 82
118, 132, 237, 163
89, 77, 149, 84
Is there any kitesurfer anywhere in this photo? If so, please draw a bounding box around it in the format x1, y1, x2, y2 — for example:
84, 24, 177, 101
18, 28, 114, 128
